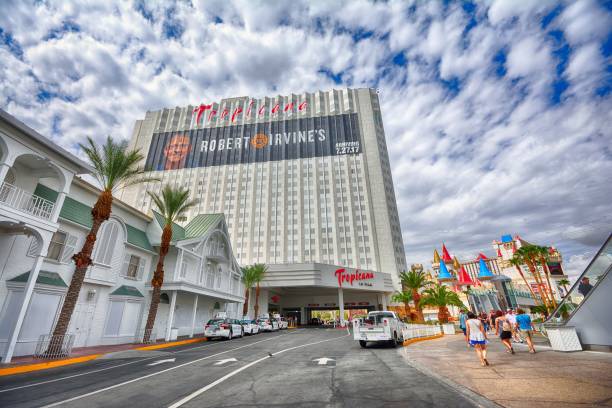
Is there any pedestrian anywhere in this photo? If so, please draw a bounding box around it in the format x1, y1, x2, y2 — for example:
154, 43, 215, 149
506, 309, 523, 343
489, 309, 497, 334
479, 312, 489, 332
515, 308, 536, 353
466, 312, 489, 366
459, 309, 468, 346
495, 311, 515, 354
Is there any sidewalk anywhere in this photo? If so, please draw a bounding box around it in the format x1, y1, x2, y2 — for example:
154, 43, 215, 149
0, 336, 206, 375
400, 334, 612, 408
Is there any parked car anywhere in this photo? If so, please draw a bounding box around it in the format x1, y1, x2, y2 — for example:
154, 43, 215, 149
277, 317, 289, 330
204, 318, 244, 340
257, 317, 279, 332
353, 311, 404, 348
241, 319, 260, 335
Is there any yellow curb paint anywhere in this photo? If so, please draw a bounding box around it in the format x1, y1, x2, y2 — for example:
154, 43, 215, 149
402, 333, 444, 347
0, 354, 102, 377
135, 337, 207, 351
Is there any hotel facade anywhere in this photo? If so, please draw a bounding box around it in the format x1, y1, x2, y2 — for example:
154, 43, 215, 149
121, 88, 405, 322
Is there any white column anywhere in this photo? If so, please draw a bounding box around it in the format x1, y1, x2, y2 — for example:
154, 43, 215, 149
0, 162, 11, 184
381, 293, 388, 311
2, 253, 45, 363
50, 192, 66, 222
165, 291, 177, 341
189, 294, 198, 338
338, 287, 345, 327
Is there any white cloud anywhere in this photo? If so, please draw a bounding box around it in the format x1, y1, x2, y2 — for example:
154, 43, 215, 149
0, 0, 610, 272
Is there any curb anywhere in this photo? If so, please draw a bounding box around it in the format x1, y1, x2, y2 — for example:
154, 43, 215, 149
402, 333, 444, 347
0, 337, 208, 377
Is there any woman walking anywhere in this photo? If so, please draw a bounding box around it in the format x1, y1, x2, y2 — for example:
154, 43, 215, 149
466, 312, 489, 366
495, 310, 515, 354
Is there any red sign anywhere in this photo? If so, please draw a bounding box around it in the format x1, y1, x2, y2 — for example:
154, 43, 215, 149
192, 100, 308, 125
270, 295, 280, 304
335, 268, 374, 287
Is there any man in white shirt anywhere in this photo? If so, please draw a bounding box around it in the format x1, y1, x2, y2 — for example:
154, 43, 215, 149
506, 309, 523, 343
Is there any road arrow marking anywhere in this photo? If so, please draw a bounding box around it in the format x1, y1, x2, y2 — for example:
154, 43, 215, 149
312, 357, 335, 365
147, 358, 176, 366
214, 358, 238, 366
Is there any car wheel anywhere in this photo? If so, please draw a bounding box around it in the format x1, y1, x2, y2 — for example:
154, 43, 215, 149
359, 340, 367, 348
240, 329, 244, 338
390, 333, 398, 348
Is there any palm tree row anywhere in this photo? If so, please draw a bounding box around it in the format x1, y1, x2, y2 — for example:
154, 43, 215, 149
241, 263, 267, 318
510, 244, 558, 312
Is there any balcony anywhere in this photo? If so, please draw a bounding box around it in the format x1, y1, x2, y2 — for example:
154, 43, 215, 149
205, 245, 226, 262
0, 182, 56, 220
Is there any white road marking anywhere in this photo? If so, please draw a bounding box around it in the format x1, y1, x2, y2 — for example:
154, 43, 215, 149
0, 332, 294, 393
213, 358, 237, 366
312, 357, 335, 365
40, 334, 291, 408
147, 358, 176, 366
168, 332, 351, 408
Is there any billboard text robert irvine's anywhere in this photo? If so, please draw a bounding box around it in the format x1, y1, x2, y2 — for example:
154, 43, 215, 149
145, 113, 361, 171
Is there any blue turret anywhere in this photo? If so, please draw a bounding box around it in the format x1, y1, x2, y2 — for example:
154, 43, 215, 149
478, 258, 494, 280
438, 261, 453, 281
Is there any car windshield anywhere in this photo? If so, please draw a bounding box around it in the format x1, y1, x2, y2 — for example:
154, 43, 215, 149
207, 319, 225, 325
365, 313, 394, 324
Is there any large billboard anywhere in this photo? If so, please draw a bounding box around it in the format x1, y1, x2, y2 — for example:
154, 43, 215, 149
145, 113, 361, 171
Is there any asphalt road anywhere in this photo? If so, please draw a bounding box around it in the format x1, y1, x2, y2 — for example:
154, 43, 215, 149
0, 328, 480, 408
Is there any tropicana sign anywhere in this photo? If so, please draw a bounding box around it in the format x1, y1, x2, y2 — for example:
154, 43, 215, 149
192, 100, 309, 126
335, 268, 374, 287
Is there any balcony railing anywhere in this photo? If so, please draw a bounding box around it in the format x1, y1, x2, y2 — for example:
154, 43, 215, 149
0, 182, 55, 220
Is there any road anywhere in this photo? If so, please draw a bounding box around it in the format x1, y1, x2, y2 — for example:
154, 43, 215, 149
0, 328, 481, 407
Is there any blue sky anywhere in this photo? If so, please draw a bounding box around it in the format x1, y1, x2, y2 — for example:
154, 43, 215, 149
0, 0, 610, 278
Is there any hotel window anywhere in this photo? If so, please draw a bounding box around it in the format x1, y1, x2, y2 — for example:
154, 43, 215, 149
93, 220, 121, 266
122, 254, 145, 279
45, 230, 78, 263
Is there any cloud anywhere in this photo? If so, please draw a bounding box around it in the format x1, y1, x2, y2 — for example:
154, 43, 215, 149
0, 0, 610, 273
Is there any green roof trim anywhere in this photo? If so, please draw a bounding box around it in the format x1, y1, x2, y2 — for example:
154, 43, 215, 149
152, 210, 185, 241
184, 214, 224, 239
34, 184, 152, 251
110, 285, 144, 298
126, 224, 153, 251
8, 270, 68, 287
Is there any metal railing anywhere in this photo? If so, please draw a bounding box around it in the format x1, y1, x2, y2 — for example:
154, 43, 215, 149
34, 334, 75, 359
0, 182, 55, 220
401, 323, 443, 340
135, 328, 159, 344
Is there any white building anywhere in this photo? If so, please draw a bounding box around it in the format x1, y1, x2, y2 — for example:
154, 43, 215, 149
120, 88, 406, 320
0, 109, 243, 363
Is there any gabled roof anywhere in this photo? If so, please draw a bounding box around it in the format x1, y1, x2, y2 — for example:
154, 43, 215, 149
152, 211, 225, 242
441, 244, 452, 262
8, 270, 67, 287
110, 285, 144, 297
34, 184, 153, 252
501, 234, 513, 243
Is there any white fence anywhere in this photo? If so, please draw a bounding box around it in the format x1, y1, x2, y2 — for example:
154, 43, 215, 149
401, 324, 442, 341
0, 182, 55, 220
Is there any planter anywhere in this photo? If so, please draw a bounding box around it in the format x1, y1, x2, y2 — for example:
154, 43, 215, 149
441, 323, 456, 335
546, 326, 582, 352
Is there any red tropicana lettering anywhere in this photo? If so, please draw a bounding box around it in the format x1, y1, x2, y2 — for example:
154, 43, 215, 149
246, 100, 255, 116
220, 108, 230, 120
271, 103, 280, 114
193, 99, 309, 124
231, 107, 243, 122
335, 268, 374, 287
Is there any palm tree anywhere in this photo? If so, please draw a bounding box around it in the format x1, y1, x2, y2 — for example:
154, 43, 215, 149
509, 256, 541, 305
514, 245, 555, 310
50, 137, 157, 346
391, 290, 413, 321
418, 283, 464, 323
246, 263, 267, 319
241, 265, 260, 317
143, 185, 196, 342
558, 278, 571, 297
534, 245, 557, 308
399, 269, 431, 322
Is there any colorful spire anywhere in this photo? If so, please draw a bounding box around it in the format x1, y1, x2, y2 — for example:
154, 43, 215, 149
497, 247, 502, 258
477, 258, 494, 280
441, 244, 452, 262
433, 249, 441, 263
452, 256, 461, 271
457, 266, 474, 286
477, 252, 488, 260
438, 261, 454, 281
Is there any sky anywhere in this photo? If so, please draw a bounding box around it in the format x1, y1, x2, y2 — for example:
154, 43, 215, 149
1, 0, 611, 279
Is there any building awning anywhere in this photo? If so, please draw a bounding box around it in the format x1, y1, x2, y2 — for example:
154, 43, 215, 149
8, 270, 68, 287
110, 285, 144, 297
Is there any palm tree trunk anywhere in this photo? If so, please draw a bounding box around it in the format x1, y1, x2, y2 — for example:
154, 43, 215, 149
438, 306, 450, 323
404, 303, 411, 321
143, 225, 172, 343
539, 256, 557, 308
254, 283, 260, 319
412, 290, 424, 322
514, 265, 541, 305
48, 190, 112, 354
527, 259, 551, 309
242, 287, 250, 317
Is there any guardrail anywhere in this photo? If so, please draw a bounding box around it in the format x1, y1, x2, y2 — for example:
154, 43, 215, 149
401, 323, 442, 340
34, 334, 75, 359
0, 182, 56, 220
